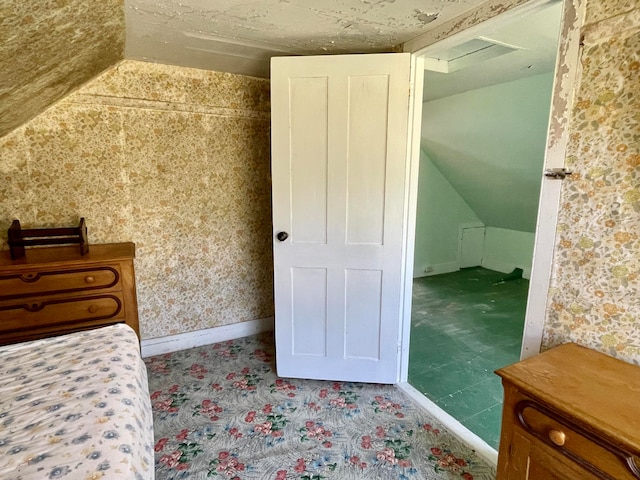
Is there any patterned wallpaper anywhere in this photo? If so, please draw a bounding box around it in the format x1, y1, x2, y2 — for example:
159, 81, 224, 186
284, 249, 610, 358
1, 0, 639, 363
543, 3, 640, 362
0, 60, 273, 340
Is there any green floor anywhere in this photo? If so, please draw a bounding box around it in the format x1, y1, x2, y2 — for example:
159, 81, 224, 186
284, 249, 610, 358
408, 266, 528, 449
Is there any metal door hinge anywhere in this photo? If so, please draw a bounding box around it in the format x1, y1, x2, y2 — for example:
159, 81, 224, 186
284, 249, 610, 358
544, 168, 573, 179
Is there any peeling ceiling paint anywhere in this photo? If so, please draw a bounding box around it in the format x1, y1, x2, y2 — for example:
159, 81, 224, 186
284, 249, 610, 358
3, 0, 557, 138
125, 0, 489, 78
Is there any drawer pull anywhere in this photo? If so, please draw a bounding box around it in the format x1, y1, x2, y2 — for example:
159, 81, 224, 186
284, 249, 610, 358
84, 276, 95, 284
20, 273, 41, 283
88, 305, 99, 314
549, 429, 566, 446
25, 302, 44, 312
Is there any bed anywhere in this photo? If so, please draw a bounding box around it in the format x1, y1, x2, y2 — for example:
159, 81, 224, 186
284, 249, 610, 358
0, 323, 154, 479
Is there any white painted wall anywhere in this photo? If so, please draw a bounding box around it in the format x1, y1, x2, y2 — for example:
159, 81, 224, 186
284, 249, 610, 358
482, 227, 535, 278
415, 72, 554, 278
413, 150, 482, 277
421, 72, 554, 233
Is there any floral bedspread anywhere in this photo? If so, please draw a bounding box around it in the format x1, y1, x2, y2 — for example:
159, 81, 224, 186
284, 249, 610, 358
0, 324, 154, 479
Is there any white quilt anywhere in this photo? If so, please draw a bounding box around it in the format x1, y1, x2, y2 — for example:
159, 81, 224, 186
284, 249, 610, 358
0, 324, 154, 479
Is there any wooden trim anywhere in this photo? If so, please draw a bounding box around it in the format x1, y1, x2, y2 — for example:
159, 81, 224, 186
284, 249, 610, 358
141, 317, 274, 358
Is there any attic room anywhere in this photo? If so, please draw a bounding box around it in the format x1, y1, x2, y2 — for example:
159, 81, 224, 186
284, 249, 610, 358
1, 0, 639, 478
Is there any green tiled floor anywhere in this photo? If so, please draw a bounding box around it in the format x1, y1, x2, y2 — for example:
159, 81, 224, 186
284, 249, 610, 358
408, 267, 528, 449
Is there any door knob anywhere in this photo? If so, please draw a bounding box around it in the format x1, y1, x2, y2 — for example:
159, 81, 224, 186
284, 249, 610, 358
276, 231, 289, 242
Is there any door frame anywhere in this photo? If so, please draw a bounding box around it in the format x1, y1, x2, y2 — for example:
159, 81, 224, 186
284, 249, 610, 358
397, 0, 584, 379
394, 0, 584, 462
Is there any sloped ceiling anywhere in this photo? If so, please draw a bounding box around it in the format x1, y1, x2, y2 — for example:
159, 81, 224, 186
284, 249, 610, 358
1, 0, 498, 138
422, 72, 556, 233
2, 0, 552, 143
0, 0, 125, 138
420, 1, 563, 233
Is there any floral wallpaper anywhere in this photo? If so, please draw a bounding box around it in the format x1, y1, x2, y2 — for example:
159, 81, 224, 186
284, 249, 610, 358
1, 0, 639, 365
0, 60, 273, 340
543, 4, 640, 362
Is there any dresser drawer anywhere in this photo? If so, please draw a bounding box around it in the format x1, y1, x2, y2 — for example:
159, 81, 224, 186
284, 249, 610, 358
0, 294, 124, 332
517, 399, 640, 479
0, 266, 120, 299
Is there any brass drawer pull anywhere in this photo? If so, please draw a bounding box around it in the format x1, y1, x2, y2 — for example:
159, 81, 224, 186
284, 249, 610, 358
84, 276, 95, 284
549, 429, 566, 446
88, 305, 99, 314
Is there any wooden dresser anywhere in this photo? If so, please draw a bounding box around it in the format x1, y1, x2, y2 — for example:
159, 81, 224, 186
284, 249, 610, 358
0, 242, 139, 345
496, 343, 640, 479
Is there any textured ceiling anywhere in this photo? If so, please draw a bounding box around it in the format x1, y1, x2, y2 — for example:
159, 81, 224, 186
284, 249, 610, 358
125, 0, 490, 78
0, 0, 124, 138
2, 0, 558, 138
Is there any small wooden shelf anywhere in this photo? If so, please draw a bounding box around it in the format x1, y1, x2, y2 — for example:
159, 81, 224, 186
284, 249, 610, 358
8, 218, 89, 260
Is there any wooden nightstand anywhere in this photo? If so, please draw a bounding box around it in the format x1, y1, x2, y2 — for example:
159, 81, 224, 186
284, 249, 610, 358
496, 343, 640, 479
0, 242, 139, 344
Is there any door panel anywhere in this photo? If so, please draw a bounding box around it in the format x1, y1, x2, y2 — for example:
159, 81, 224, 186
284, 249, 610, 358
271, 53, 411, 383
291, 267, 327, 356
346, 75, 389, 245
344, 269, 383, 360
290, 76, 329, 245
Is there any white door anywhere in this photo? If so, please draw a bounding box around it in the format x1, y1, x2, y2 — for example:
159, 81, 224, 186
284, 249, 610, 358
271, 53, 412, 383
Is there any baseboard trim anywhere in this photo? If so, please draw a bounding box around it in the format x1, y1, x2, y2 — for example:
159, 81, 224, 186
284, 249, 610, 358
395, 382, 498, 466
413, 261, 460, 278
481, 257, 522, 274
141, 317, 275, 358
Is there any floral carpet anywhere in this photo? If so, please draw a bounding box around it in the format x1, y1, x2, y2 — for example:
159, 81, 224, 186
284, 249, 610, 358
145, 333, 496, 480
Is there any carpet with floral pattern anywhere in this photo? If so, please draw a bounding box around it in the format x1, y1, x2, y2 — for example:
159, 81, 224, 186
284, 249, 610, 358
145, 333, 496, 480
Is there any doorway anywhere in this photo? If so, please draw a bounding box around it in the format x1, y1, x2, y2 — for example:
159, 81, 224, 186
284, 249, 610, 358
407, 0, 564, 449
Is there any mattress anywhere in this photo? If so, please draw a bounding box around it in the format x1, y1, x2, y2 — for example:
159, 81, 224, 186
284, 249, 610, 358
0, 324, 154, 479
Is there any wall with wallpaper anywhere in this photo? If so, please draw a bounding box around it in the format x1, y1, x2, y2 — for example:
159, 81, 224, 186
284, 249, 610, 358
0, 60, 274, 340
543, 0, 640, 362
0, 0, 638, 365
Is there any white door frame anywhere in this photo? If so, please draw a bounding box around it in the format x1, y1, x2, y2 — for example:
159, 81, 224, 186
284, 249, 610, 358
398, 53, 424, 382
397, 0, 584, 381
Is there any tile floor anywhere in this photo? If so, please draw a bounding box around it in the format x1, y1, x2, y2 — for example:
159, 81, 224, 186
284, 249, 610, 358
408, 267, 529, 449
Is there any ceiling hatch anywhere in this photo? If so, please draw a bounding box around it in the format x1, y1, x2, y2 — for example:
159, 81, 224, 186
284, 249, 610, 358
424, 37, 521, 73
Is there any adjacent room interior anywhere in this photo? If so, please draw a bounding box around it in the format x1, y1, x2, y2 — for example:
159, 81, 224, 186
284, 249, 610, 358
408, 0, 563, 449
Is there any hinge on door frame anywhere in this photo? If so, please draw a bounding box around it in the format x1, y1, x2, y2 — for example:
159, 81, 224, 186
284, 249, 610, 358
544, 168, 573, 179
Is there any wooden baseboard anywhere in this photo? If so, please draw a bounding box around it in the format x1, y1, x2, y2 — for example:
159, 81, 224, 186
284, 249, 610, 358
141, 317, 274, 358
395, 382, 498, 466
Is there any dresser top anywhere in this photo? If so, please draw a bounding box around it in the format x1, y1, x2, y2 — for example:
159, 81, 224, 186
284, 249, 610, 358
496, 342, 640, 454
0, 242, 135, 269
